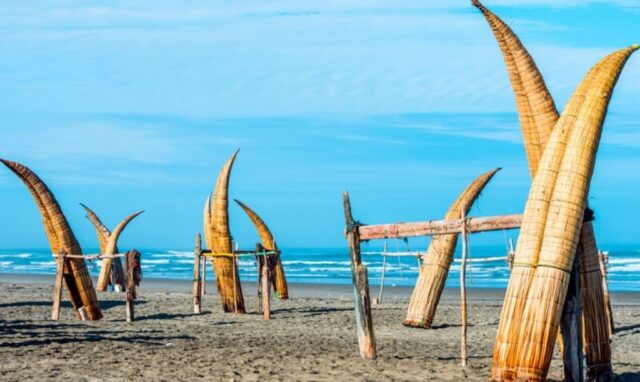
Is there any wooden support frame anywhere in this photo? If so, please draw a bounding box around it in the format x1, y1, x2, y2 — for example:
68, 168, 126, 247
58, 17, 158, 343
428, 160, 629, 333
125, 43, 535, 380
125, 250, 139, 322
342, 193, 522, 361
52, 249, 141, 321
459, 207, 469, 368
193, 234, 202, 314
343, 192, 377, 360
191, 238, 280, 317
51, 251, 66, 321
358, 213, 522, 241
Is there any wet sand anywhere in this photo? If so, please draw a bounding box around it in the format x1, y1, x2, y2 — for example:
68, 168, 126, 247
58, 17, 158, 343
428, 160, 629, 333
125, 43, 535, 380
1, 274, 639, 381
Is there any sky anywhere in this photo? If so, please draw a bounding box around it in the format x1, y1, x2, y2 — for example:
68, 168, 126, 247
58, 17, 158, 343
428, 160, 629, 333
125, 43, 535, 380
0, 0, 638, 250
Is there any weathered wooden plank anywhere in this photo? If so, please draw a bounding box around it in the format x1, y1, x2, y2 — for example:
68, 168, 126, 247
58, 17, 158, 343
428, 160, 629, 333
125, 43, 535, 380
460, 208, 468, 368
193, 234, 202, 314
343, 192, 376, 360
358, 213, 522, 241
51, 251, 66, 321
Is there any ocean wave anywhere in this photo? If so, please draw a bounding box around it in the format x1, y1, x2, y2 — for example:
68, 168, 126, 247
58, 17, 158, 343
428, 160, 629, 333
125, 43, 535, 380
0, 261, 13, 266
282, 260, 351, 265
608, 258, 640, 265
0, 253, 32, 259
609, 264, 640, 272
144, 259, 170, 265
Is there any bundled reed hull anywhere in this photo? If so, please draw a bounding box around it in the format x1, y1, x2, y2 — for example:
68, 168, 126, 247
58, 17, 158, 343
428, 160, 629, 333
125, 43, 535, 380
1, 159, 102, 320
206, 150, 245, 313
491, 47, 636, 381
403, 167, 500, 328
95, 211, 143, 291
475, 2, 618, 378
472, 0, 557, 177
81, 204, 128, 291
235, 199, 288, 299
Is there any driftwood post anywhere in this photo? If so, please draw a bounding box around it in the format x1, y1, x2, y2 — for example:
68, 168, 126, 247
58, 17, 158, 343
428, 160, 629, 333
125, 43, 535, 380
560, 252, 584, 382
193, 234, 202, 314
343, 192, 377, 360
52, 251, 66, 321
261, 248, 271, 320
459, 207, 468, 368
125, 250, 139, 322
599, 251, 615, 335
201, 254, 207, 296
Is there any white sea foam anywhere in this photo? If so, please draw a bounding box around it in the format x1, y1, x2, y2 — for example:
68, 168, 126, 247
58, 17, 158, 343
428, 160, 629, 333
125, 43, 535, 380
609, 263, 640, 272
0, 261, 13, 266
608, 257, 640, 265
144, 259, 170, 264
0, 253, 31, 259
282, 260, 351, 265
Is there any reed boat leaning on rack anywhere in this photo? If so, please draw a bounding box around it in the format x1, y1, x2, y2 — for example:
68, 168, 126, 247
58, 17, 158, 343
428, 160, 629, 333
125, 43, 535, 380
490, 46, 637, 381
403, 167, 500, 328
0, 159, 102, 320
473, 2, 625, 379
234, 199, 288, 299
81, 203, 126, 291
205, 150, 245, 313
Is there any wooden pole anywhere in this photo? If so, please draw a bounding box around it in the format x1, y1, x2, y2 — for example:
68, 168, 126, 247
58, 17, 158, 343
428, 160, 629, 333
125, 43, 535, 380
599, 251, 615, 335
232, 246, 238, 314
78, 307, 87, 321
508, 238, 515, 271
460, 207, 468, 368
343, 192, 376, 360
201, 253, 207, 296
193, 234, 202, 314
52, 251, 66, 321
560, 252, 584, 382
377, 241, 388, 305
358, 213, 522, 241
262, 248, 271, 320
125, 250, 136, 322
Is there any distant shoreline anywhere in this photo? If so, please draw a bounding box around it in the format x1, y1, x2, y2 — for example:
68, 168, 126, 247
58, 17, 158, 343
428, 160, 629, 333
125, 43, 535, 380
2, 272, 639, 304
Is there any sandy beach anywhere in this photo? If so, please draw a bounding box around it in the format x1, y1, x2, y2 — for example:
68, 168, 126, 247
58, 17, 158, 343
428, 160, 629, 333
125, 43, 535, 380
0, 274, 639, 381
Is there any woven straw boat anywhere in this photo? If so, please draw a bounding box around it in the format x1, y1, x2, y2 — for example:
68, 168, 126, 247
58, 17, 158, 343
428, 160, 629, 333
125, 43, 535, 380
235, 199, 288, 299
81, 204, 128, 291
205, 150, 245, 313
474, 2, 620, 379
472, 0, 557, 177
491, 47, 637, 381
94, 210, 143, 291
1, 159, 102, 320
403, 167, 500, 328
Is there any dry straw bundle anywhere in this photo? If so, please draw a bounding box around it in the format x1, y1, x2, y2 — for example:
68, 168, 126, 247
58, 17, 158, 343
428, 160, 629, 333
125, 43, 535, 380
235, 199, 289, 299
81, 204, 128, 291
474, 2, 622, 379
471, 0, 557, 176
94, 210, 144, 291
204, 150, 245, 313
1, 159, 102, 320
490, 46, 637, 381
403, 167, 500, 328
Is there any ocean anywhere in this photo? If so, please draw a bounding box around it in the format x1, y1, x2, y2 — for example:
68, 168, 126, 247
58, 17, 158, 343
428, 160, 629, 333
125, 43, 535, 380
1, 245, 639, 291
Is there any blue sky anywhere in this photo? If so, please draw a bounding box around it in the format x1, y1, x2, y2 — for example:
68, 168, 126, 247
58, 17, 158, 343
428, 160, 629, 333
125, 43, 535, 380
0, 0, 638, 250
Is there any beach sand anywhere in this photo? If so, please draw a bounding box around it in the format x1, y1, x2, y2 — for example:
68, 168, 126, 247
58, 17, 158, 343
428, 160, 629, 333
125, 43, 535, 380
1, 275, 639, 381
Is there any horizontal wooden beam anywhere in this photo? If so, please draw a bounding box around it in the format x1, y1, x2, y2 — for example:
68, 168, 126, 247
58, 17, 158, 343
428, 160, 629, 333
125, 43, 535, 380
357, 213, 522, 241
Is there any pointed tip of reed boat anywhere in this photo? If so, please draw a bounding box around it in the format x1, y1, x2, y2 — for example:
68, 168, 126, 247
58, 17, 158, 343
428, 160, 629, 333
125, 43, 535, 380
632, 43, 639, 50
471, 0, 482, 7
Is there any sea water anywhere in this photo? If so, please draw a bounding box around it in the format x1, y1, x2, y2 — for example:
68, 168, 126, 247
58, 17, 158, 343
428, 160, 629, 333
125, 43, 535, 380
0, 245, 638, 291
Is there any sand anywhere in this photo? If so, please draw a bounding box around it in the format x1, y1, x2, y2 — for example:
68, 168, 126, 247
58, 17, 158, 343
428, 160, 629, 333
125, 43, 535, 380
1, 274, 639, 381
